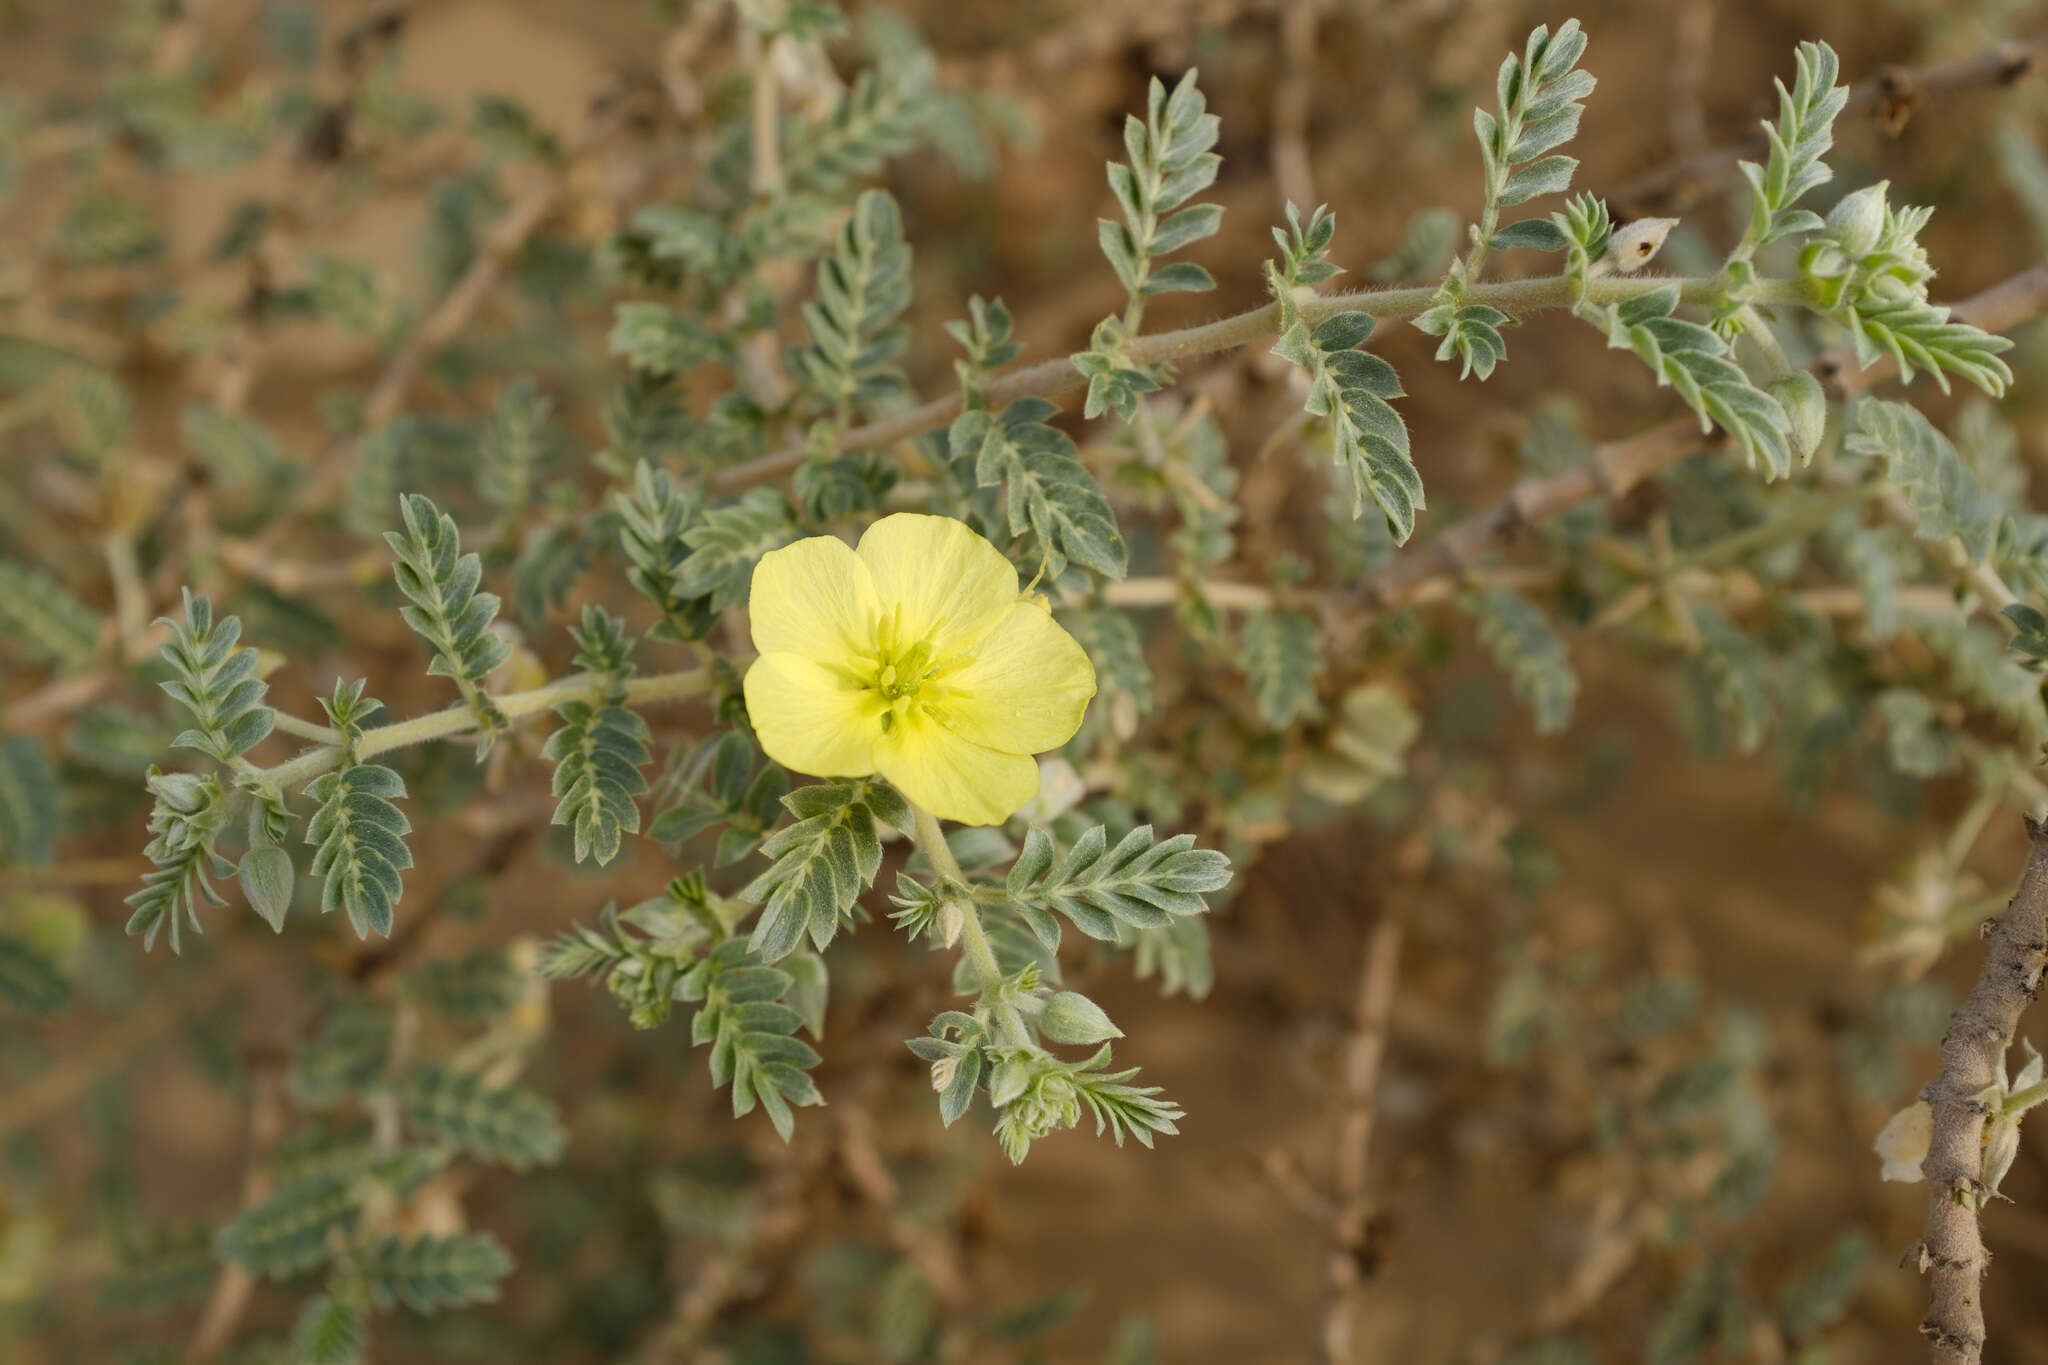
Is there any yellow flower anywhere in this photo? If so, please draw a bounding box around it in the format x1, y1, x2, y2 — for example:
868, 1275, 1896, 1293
742, 514, 1097, 825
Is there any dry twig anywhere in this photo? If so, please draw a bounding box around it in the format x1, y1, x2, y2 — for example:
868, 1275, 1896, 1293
1322, 912, 1404, 1364
1915, 821, 2048, 1364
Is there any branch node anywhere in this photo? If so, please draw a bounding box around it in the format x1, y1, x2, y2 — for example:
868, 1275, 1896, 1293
1920, 1322, 1985, 1353
1874, 66, 1920, 134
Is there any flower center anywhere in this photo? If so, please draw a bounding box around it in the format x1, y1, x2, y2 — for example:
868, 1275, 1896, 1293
876, 639, 935, 700
860, 610, 955, 733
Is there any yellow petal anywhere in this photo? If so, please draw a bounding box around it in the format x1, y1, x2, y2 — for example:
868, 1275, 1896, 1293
743, 652, 881, 778
856, 514, 1018, 654
932, 601, 1096, 753
1874, 1100, 1932, 1183
747, 533, 880, 664
874, 708, 1038, 826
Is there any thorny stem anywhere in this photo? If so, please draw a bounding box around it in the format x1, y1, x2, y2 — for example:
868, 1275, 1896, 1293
711, 272, 1810, 492
250, 666, 714, 793
1918, 820, 2048, 1364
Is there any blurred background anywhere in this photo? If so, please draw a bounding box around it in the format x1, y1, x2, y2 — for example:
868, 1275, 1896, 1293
4, 0, 2048, 1361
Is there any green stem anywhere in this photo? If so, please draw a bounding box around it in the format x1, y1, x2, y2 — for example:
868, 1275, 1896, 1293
908, 802, 999, 987
254, 665, 714, 791
268, 711, 342, 744
714, 272, 1811, 492
906, 802, 1036, 1049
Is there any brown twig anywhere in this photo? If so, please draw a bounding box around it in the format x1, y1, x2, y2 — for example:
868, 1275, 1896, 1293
1322, 911, 1404, 1364
1608, 34, 2048, 219
1271, 0, 1323, 213
837, 1103, 969, 1306
259, 110, 620, 543
1915, 820, 2048, 1364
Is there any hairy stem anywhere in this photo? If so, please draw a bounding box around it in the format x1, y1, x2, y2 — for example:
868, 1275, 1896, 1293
907, 801, 1033, 1050
1919, 819, 2048, 1364
253, 665, 714, 791
712, 272, 1808, 492
908, 802, 1000, 988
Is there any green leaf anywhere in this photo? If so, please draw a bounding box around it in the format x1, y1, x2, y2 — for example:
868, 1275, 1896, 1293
0, 734, 60, 866
954, 399, 1128, 579
238, 845, 296, 932
400, 1064, 566, 1170
179, 406, 297, 516
476, 377, 559, 516
384, 494, 510, 748
1465, 588, 1577, 734
1848, 400, 2001, 561
678, 939, 826, 1138
1241, 609, 1322, 728
404, 948, 524, 1026
673, 487, 796, 613
1006, 825, 1232, 942
1490, 217, 1569, 252
1776, 1229, 1871, 1341
305, 761, 412, 939
153, 591, 276, 764
1687, 605, 1772, 754
291, 1294, 368, 1365
1582, 287, 1790, 479
98, 1220, 216, 1312
741, 779, 900, 959
0, 931, 71, 1013
784, 54, 934, 195
1734, 42, 1847, 255
614, 462, 715, 642
1416, 301, 1511, 382
1500, 153, 1578, 205
125, 768, 234, 953
607, 302, 725, 376
215, 1172, 361, 1279
800, 188, 913, 420
543, 700, 652, 866
649, 728, 789, 867
1096, 69, 1222, 303
364, 1232, 514, 1313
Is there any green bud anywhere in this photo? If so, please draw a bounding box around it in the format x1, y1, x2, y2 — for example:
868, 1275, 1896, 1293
1767, 371, 1827, 465
1039, 991, 1123, 1046
239, 846, 296, 933
1825, 182, 1888, 259
988, 1054, 1032, 1107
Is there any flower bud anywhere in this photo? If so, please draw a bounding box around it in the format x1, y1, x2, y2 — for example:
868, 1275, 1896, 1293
238, 846, 295, 933
934, 898, 964, 950
1039, 991, 1123, 1046
1602, 217, 1678, 274
1767, 371, 1827, 465
1984, 1114, 2022, 1198
1826, 182, 1888, 259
